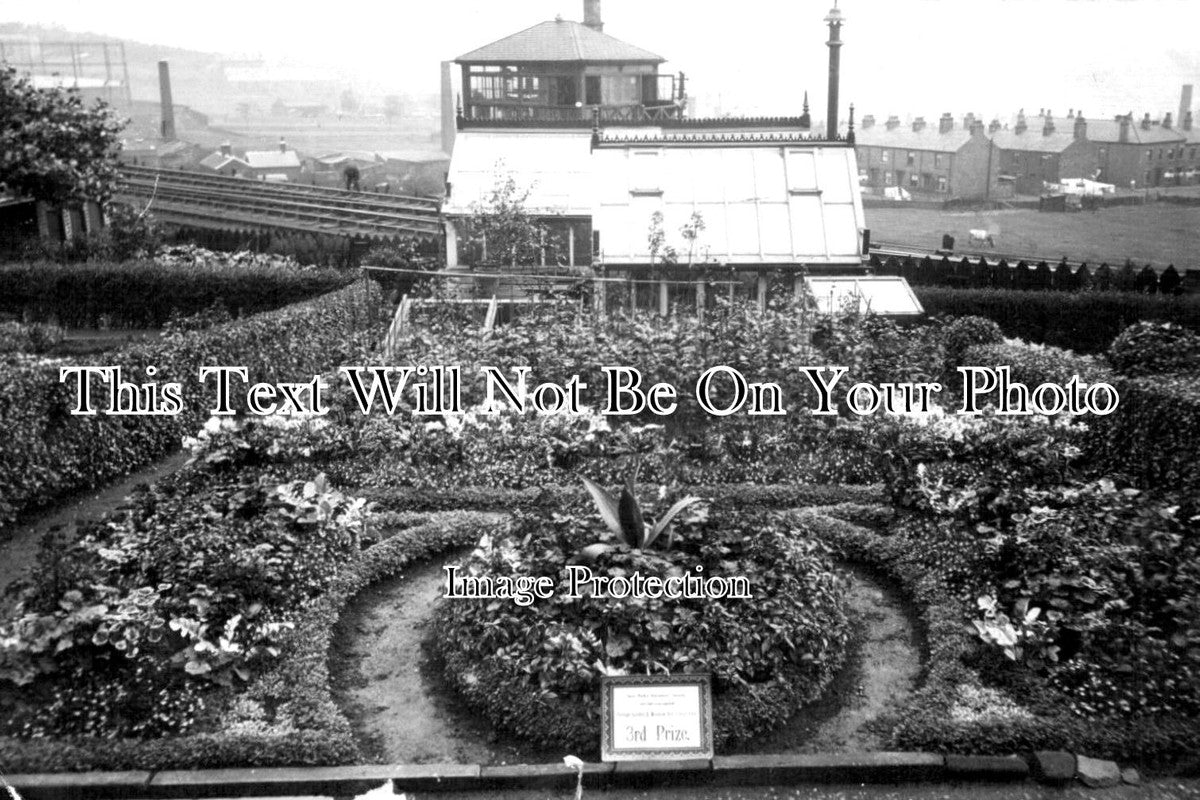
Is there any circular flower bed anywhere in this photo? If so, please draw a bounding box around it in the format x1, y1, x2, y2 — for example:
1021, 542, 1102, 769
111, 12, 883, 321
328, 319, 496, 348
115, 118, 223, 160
432, 501, 849, 752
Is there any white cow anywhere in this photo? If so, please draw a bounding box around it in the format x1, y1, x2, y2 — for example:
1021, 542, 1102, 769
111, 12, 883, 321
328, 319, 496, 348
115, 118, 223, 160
968, 229, 995, 247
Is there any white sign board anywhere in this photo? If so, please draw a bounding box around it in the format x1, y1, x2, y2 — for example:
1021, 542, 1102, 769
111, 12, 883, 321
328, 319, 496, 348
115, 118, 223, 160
600, 674, 714, 761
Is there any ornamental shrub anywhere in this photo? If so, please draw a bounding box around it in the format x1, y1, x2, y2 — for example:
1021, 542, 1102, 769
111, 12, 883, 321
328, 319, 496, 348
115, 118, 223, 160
1107, 321, 1200, 377
432, 503, 848, 752
938, 315, 1004, 372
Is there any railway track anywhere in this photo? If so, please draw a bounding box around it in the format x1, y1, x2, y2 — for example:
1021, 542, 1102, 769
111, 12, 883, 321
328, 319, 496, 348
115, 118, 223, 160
114, 166, 442, 241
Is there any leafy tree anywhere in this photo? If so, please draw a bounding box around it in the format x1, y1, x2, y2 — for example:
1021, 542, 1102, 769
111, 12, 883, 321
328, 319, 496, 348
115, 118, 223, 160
0, 65, 125, 204
466, 169, 557, 268
647, 209, 708, 267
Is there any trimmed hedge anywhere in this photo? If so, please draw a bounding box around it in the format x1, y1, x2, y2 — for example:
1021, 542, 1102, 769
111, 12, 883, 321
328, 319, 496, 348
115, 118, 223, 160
0, 259, 353, 329
0, 279, 383, 531
1088, 374, 1200, 495
799, 506, 1200, 768
0, 510, 505, 772
916, 287, 1200, 354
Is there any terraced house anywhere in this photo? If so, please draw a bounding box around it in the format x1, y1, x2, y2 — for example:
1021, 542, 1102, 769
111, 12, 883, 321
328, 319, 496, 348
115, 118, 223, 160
854, 113, 997, 200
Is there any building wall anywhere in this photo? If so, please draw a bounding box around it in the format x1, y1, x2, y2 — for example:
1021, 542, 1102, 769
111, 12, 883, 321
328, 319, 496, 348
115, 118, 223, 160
856, 142, 956, 195
951, 134, 997, 200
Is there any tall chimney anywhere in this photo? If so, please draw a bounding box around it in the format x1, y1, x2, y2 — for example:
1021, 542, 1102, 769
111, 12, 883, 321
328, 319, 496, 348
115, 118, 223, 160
1179, 84, 1193, 132
583, 0, 603, 31
158, 60, 176, 141
824, 2, 844, 139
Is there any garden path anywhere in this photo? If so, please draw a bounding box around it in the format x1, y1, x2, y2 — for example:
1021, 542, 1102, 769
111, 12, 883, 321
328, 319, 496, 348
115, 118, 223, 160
0, 449, 191, 596
333, 525, 922, 763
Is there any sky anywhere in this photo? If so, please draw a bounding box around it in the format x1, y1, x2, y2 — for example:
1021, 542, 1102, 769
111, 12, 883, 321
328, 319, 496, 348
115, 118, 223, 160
4, 0, 1200, 121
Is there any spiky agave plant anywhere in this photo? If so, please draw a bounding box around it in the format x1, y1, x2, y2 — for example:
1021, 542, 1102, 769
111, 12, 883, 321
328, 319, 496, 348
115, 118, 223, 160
577, 466, 701, 562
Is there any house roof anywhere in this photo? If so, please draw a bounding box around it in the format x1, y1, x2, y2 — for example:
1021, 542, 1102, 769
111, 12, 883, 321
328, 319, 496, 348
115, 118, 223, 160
375, 150, 452, 164
313, 151, 379, 166
854, 125, 975, 154
456, 18, 663, 64
244, 150, 302, 169
1039, 115, 1188, 145
199, 152, 250, 170
991, 127, 1082, 153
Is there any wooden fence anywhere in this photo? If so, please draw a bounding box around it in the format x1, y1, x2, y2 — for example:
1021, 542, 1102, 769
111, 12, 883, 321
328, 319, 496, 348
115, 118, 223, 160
871, 253, 1199, 294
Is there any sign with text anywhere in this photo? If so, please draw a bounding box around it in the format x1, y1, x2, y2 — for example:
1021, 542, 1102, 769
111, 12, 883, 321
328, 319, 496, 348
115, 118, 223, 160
600, 674, 714, 762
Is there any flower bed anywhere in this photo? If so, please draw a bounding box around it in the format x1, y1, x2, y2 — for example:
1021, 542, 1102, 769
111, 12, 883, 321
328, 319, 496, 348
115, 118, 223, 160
431, 497, 849, 754
0, 280, 382, 531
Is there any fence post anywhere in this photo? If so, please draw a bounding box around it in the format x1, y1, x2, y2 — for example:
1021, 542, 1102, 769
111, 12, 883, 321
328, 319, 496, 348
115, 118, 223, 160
659, 273, 669, 316
696, 279, 706, 325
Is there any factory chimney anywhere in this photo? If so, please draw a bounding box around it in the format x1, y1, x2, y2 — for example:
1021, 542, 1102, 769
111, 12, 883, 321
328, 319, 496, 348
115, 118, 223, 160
583, 0, 603, 31
824, 1, 844, 139
158, 60, 176, 141
1179, 85, 1193, 132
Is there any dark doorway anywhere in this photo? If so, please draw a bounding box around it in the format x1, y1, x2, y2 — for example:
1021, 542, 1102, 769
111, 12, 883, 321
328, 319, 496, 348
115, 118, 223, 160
585, 76, 601, 106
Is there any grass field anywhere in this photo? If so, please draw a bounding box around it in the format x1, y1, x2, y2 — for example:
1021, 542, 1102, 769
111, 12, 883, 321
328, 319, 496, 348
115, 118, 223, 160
865, 202, 1200, 270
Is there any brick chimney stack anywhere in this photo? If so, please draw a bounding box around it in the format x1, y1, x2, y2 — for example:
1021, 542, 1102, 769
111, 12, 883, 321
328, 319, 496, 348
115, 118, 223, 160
861, 114, 875, 129
885, 115, 900, 131
938, 112, 953, 134
583, 0, 603, 31
220, 141, 232, 156
1119, 114, 1131, 143
1015, 110, 1027, 134
988, 118, 1002, 134
1185, 111, 1194, 132
1141, 112, 1152, 130
1043, 116, 1056, 136
279, 137, 288, 153
1179, 85, 1193, 132
1074, 113, 1087, 141
1163, 112, 1174, 129
158, 60, 176, 141
824, 2, 845, 139
912, 116, 927, 133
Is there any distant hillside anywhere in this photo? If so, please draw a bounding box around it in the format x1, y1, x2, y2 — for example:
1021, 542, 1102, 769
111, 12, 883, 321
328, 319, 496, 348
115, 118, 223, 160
0, 23, 344, 118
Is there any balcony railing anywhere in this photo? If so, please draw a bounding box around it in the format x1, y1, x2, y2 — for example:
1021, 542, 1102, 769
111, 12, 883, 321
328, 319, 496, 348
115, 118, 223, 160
459, 101, 685, 128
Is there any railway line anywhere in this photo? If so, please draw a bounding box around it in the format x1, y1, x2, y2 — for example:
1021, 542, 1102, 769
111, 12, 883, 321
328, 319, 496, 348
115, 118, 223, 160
114, 166, 443, 241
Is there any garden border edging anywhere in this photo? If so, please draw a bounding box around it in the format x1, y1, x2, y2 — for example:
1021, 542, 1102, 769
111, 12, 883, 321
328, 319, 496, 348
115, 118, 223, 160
9, 750, 1053, 798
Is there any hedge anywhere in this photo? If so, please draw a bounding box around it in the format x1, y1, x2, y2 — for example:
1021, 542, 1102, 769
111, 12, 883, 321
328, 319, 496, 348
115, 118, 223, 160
917, 287, 1200, 354
964, 342, 1200, 495
0, 510, 505, 772
0, 279, 383, 532
798, 506, 1200, 769
0, 260, 354, 329
1087, 373, 1200, 495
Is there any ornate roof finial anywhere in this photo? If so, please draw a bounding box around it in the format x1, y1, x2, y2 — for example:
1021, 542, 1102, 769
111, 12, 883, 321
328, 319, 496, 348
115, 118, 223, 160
847, 102, 856, 144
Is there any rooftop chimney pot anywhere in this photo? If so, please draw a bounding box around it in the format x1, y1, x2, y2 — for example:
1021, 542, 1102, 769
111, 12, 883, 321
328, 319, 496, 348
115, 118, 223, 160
885, 115, 900, 131
861, 113, 875, 129
939, 113, 953, 133
912, 116, 927, 133
1185, 111, 1194, 132
1142, 112, 1152, 129
1074, 114, 1087, 141
279, 138, 288, 153
1163, 111, 1174, 129
583, 0, 603, 31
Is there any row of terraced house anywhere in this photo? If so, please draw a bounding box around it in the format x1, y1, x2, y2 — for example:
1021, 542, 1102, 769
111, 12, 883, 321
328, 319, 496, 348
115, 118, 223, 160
855, 99, 1200, 201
